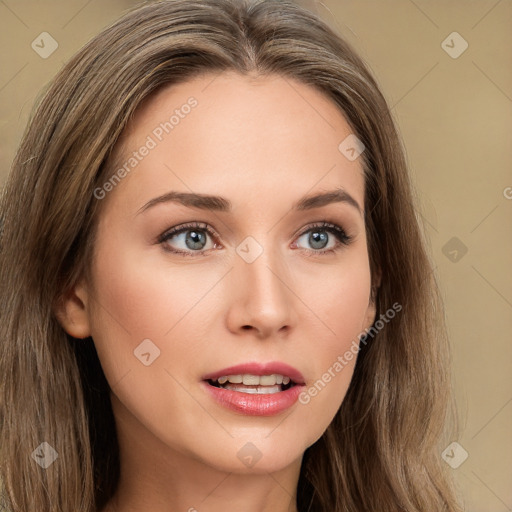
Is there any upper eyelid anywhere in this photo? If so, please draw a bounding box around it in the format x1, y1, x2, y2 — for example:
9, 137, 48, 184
160, 222, 219, 242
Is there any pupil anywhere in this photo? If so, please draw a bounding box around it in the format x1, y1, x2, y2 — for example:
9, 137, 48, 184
310, 230, 328, 249
186, 230, 206, 250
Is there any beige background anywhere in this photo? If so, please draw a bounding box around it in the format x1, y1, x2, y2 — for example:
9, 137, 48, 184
0, 0, 511, 510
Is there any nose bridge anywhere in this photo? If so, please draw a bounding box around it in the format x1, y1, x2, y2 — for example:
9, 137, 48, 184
229, 233, 296, 334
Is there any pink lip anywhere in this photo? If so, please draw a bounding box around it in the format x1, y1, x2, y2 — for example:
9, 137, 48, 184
202, 361, 305, 384
202, 381, 305, 416
201, 361, 306, 416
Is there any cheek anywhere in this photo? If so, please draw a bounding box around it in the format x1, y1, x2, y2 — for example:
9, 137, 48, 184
89, 239, 216, 336
86, 239, 226, 385
85, 244, 210, 443
293, 253, 372, 433
298, 247, 372, 343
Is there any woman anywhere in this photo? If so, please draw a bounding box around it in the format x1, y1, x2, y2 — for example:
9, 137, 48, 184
0, 0, 464, 511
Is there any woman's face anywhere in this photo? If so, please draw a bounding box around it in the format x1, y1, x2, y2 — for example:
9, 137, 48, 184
65, 71, 376, 475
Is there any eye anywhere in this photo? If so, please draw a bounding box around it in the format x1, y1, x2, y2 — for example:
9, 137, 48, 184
158, 222, 219, 257
293, 222, 353, 255
158, 220, 353, 257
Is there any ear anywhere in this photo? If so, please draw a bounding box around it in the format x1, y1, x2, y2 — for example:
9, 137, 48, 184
53, 278, 91, 339
371, 266, 382, 303
361, 267, 382, 332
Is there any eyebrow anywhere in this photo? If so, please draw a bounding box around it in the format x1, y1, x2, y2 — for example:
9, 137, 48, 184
137, 187, 363, 217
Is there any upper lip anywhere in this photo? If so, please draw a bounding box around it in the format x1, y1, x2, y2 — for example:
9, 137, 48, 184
202, 361, 305, 385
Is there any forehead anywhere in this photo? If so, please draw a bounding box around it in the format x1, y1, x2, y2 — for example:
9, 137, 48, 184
103, 71, 365, 216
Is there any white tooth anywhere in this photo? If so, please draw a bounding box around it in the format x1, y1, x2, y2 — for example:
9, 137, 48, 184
256, 385, 280, 394
242, 374, 260, 385
227, 375, 243, 384
259, 374, 277, 386
275, 374, 283, 385
282, 376, 290, 385
223, 383, 281, 394
217, 376, 228, 385
238, 386, 258, 394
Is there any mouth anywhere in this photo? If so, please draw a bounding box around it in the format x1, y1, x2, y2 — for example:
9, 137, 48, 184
201, 362, 306, 416
206, 373, 296, 394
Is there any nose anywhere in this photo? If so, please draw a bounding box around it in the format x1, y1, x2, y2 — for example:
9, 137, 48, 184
225, 240, 298, 339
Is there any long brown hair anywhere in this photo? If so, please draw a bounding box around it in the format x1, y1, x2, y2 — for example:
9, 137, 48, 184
0, 1, 463, 510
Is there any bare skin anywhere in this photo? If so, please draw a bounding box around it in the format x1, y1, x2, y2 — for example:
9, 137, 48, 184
56, 71, 377, 512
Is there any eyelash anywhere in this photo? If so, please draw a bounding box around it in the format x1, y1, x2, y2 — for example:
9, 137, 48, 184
157, 221, 353, 258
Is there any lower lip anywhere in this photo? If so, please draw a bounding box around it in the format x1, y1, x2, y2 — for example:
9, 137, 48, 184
202, 381, 305, 416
